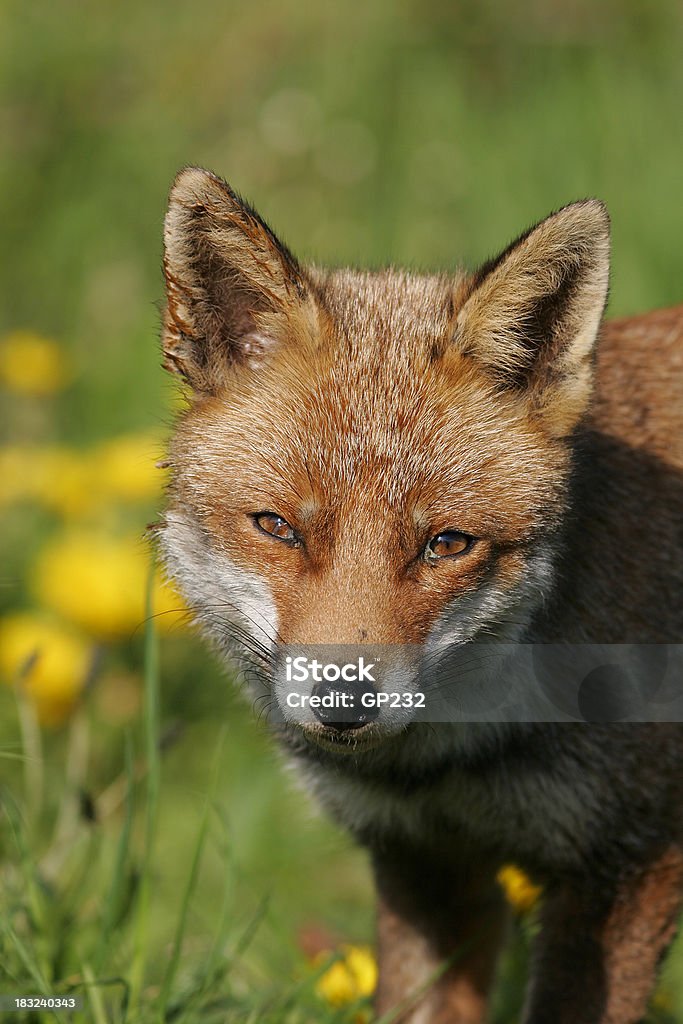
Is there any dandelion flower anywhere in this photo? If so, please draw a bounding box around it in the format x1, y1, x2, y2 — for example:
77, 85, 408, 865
0, 435, 167, 516
32, 531, 186, 640
90, 432, 168, 503
315, 945, 378, 1007
496, 864, 541, 914
0, 445, 92, 516
0, 330, 70, 395
0, 445, 41, 505
0, 612, 91, 725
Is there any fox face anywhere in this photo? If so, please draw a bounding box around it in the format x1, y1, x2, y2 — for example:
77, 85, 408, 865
160, 167, 609, 748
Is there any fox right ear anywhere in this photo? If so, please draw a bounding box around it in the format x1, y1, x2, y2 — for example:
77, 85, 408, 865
453, 200, 610, 437
162, 167, 316, 391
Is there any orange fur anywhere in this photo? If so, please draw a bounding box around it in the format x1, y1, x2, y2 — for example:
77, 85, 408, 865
160, 168, 683, 1024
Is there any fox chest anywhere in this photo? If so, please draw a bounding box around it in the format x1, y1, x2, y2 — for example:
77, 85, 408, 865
297, 751, 603, 871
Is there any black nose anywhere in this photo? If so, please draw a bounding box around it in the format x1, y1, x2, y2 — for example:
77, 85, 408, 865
310, 678, 380, 731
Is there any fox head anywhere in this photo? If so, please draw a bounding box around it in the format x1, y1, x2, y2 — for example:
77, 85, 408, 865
159, 167, 609, 747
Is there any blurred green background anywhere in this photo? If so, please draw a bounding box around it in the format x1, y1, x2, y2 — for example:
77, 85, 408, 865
1, 1, 683, 1020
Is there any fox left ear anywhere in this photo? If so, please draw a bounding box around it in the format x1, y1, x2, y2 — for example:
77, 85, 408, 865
162, 167, 316, 391
453, 200, 610, 436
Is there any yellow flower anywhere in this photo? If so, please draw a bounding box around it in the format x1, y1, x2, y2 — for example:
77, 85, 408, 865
90, 432, 168, 503
0, 446, 40, 504
0, 445, 93, 516
496, 864, 542, 913
32, 530, 187, 640
315, 945, 378, 1007
0, 330, 70, 395
0, 435, 168, 517
0, 612, 91, 725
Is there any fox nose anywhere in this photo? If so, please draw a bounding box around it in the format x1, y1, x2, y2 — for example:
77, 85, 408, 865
310, 678, 380, 731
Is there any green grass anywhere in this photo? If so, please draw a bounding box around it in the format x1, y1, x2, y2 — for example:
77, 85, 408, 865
1, 621, 682, 1023
3, 1, 683, 1020
0, 608, 375, 1023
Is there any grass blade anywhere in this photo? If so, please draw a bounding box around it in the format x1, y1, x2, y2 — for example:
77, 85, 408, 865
94, 731, 136, 975
158, 732, 226, 1018
81, 961, 110, 1024
129, 561, 162, 1015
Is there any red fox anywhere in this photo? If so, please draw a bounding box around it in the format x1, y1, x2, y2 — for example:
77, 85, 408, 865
159, 167, 683, 1024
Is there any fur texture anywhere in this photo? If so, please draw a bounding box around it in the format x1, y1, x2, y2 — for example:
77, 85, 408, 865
160, 167, 683, 1024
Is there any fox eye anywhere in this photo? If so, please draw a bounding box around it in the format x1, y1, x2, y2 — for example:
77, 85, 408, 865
425, 531, 475, 560
253, 512, 299, 545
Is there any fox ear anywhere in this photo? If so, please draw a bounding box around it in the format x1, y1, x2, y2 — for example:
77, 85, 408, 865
453, 200, 610, 436
162, 167, 314, 390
